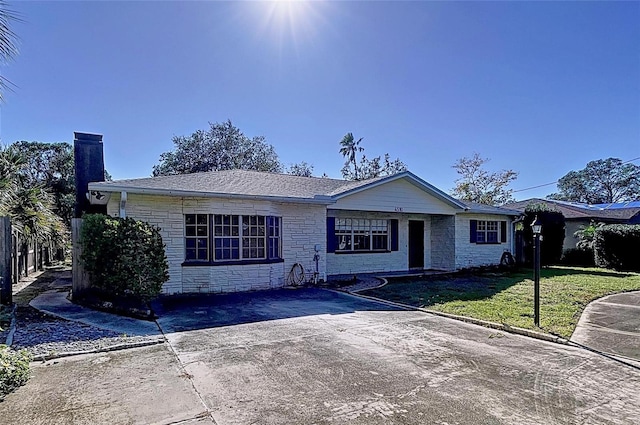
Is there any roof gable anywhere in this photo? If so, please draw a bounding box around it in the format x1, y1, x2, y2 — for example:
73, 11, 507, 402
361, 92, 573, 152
329, 172, 466, 214
330, 171, 466, 209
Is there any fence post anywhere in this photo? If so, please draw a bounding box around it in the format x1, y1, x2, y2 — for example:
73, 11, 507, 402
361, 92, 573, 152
72, 218, 90, 299
0, 217, 12, 305
11, 228, 17, 285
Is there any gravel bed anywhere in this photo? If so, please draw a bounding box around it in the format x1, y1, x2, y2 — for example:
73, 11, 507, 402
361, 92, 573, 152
11, 319, 163, 357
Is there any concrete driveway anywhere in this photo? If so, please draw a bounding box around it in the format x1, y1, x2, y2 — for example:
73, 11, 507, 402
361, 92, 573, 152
3, 288, 640, 424
571, 291, 640, 361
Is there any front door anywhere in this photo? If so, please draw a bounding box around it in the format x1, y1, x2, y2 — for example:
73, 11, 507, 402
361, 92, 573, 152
408, 220, 424, 269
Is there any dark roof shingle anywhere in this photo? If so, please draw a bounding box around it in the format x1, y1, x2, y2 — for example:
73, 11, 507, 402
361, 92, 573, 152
504, 198, 640, 221
90, 169, 387, 200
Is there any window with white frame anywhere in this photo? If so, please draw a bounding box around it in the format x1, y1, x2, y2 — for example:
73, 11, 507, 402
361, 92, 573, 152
185, 214, 282, 262
476, 220, 499, 244
185, 214, 210, 261
335, 218, 389, 252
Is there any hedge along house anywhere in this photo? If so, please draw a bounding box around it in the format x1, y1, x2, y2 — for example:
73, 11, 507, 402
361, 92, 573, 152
87, 170, 519, 295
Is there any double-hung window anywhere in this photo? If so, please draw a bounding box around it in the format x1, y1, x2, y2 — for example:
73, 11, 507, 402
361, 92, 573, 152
470, 219, 506, 244
185, 214, 282, 263
335, 218, 389, 252
213, 215, 240, 260
185, 214, 209, 261
477, 220, 499, 243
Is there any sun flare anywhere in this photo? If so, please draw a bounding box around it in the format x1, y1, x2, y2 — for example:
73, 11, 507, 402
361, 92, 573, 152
258, 0, 327, 48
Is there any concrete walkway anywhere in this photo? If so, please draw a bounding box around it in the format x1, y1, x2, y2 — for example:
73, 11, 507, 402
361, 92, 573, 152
30, 290, 161, 337
571, 291, 640, 361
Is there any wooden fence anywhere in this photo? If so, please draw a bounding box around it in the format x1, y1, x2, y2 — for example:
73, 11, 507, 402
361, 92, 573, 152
71, 218, 89, 298
0, 216, 62, 305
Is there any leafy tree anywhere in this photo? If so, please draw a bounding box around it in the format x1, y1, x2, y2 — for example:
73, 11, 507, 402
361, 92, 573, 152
548, 158, 640, 204
451, 153, 518, 205
339, 133, 407, 181
8, 141, 75, 225
286, 161, 314, 177
0, 1, 19, 101
153, 120, 282, 176
522, 202, 565, 266
359, 153, 407, 180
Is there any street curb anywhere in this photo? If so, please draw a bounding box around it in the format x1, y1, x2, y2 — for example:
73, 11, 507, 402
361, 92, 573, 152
346, 291, 571, 346
31, 337, 166, 362
335, 276, 390, 293
6, 303, 18, 347
353, 277, 389, 292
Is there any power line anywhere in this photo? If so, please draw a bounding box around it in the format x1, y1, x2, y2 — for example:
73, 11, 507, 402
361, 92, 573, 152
512, 156, 640, 194
512, 181, 557, 193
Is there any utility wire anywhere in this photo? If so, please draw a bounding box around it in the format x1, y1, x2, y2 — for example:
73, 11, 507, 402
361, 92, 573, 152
512, 156, 640, 194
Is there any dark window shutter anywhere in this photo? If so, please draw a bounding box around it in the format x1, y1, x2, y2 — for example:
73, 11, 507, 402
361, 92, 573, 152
470, 220, 478, 243
390, 219, 399, 251
326, 217, 336, 253
500, 221, 507, 243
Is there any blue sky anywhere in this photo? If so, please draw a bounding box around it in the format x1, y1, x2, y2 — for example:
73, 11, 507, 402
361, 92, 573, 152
1, 1, 638, 201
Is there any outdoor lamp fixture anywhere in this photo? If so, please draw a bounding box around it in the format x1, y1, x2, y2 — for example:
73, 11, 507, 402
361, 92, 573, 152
531, 216, 542, 327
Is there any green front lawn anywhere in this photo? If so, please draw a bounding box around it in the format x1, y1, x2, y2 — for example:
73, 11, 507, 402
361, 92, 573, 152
361, 266, 640, 338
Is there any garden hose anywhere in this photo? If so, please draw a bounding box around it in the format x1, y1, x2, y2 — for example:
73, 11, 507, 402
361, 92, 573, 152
287, 263, 305, 286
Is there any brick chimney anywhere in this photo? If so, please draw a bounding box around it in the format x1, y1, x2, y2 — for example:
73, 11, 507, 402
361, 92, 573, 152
74, 132, 107, 217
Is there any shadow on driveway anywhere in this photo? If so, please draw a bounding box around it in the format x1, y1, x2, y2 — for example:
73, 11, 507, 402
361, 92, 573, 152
152, 287, 405, 333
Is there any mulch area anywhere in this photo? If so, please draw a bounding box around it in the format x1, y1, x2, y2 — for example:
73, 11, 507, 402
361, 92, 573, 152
0, 267, 72, 346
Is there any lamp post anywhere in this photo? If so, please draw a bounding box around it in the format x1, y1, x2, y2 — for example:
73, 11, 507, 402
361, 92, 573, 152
531, 216, 542, 327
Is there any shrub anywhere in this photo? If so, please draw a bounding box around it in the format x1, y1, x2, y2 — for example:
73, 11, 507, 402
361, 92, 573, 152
0, 345, 32, 400
522, 203, 566, 266
594, 224, 640, 272
561, 248, 595, 267
80, 214, 169, 302
0, 305, 11, 332
574, 221, 605, 251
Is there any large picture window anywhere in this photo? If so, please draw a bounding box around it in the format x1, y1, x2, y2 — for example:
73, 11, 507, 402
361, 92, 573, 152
335, 218, 389, 252
185, 214, 282, 263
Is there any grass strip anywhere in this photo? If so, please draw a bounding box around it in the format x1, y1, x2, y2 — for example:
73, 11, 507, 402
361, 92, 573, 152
361, 266, 640, 338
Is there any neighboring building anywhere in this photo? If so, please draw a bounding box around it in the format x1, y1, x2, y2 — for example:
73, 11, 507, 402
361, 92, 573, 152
505, 198, 640, 251
88, 170, 519, 294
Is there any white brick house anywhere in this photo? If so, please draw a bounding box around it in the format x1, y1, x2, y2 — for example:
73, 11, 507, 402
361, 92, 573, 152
88, 170, 519, 294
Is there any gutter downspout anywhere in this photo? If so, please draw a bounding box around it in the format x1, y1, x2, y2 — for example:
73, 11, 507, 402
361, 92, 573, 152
120, 191, 127, 218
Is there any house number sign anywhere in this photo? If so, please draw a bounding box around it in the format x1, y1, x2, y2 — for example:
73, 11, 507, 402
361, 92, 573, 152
394, 207, 404, 212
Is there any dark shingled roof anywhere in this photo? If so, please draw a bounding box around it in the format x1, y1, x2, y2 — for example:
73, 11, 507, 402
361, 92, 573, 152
90, 170, 395, 201
91, 170, 524, 215
504, 198, 640, 221
457, 201, 522, 216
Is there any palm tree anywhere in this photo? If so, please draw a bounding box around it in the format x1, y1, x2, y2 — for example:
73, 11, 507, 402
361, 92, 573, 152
10, 185, 66, 244
0, 146, 66, 246
0, 1, 20, 101
0, 145, 24, 215
339, 133, 364, 180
